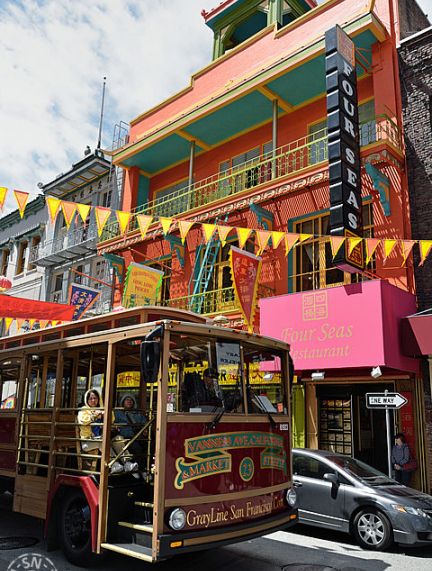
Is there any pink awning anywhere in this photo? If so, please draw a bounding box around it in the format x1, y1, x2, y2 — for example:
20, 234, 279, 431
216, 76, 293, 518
0, 295, 74, 321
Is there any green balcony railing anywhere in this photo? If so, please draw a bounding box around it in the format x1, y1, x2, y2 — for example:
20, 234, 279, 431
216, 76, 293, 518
100, 115, 401, 243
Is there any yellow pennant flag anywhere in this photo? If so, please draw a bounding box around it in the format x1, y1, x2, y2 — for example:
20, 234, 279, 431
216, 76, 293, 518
236, 227, 252, 249
0, 187, 7, 209
178, 220, 194, 243
271, 231, 285, 249
401, 240, 416, 265
116, 210, 131, 235
94, 207, 112, 237
4, 317, 13, 334
61, 201, 77, 229
419, 240, 432, 265
28, 319, 36, 330
159, 217, 173, 235
383, 239, 397, 260
365, 238, 381, 264
76, 202, 91, 224
46, 196, 62, 224
285, 233, 300, 255
256, 230, 272, 254
330, 236, 345, 259
217, 225, 232, 247
202, 223, 216, 244
348, 237, 362, 256
137, 214, 153, 239
299, 233, 313, 243
39, 320, 49, 329
14, 190, 29, 218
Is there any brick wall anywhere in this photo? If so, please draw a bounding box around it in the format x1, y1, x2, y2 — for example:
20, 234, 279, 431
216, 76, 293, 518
398, 0, 430, 40
399, 28, 432, 491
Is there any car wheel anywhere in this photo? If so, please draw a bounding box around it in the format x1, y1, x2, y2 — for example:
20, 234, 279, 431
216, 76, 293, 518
352, 508, 393, 551
59, 489, 99, 567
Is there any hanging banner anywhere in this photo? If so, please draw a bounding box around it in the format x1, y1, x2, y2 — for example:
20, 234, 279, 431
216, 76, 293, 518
68, 283, 101, 320
103, 253, 125, 284
229, 246, 262, 332
122, 262, 164, 308
0, 296, 74, 321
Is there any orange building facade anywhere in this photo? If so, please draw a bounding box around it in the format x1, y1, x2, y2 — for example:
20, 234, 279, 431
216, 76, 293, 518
98, 1, 431, 490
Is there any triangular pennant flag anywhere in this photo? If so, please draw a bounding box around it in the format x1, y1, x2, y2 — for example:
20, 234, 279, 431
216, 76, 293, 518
4, 317, 13, 335
299, 233, 313, 243
28, 319, 36, 330
419, 240, 432, 265
383, 239, 397, 260
236, 227, 252, 249
39, 320, 49, 329
46, 196, 62, 224
76, 202, 91, 224
178, 220, 194, 244
0, 187, 7, 209
16, 318, 25, 331
116, 210, 131, 235
159, 217, 173, 235
14, 190, 29, 218
61, 201, 77, 229
51, 320, 61, 327
271, 231, 285, 249
330, 236, 345, 259
365, 238, 381, 264
348, 237, 362, 256
217, 225, 232, 247
256, 230, 272, 254
285, 233, 300, 255
401, 240, 416, 265
202, 223, 216, 244
136, 214, 153, 240
94, 207, 112, 237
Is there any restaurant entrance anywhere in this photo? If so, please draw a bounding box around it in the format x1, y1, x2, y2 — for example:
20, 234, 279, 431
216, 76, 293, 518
316, 383, 395, 474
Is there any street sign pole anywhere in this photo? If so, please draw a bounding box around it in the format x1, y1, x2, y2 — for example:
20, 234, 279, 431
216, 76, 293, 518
385, 390, 392, 477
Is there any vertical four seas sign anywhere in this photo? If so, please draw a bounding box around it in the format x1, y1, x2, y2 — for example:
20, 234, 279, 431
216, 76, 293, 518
326, 25, 364, 272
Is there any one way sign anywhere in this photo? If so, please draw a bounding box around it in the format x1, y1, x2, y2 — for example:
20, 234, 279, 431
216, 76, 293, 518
366, 392, 408, 409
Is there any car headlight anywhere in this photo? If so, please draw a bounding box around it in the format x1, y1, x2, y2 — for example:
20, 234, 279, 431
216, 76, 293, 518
286, 488, 297, 507
168, 508, 186, 530
391, 504, 428, 517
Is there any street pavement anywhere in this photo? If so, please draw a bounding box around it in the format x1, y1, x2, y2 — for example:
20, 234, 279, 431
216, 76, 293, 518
1, 492, 432, 570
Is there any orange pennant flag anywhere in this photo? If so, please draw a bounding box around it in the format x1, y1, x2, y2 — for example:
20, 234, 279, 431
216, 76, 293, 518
159, 217, 173, 235
256, 230, 272, 254
39, 320, 49, 329
419, 240, 432, 265
365, 238, 381, 264
46, 196, 62, 224
285, 233, 300, 255
116, 210, 131, 235
4, 317, 13, 334
0, 187, 7, 209
383, 239, 397, 260
236, 227, 252, 249
217, 225, 232, 247
61, 201, 77, 229
16, 318, 25, 331
136, 214, 153, 239
299, 233, 313, 243
95, 207, 112, 237
271, 231, 285, 249
401, 240, 416, 265
202, 223, 216, 244
348, 237, 362, 256
178, 220, 194, 243
330, 236, 345, 259
14, 190, 29, 218
76, 202, 91, 224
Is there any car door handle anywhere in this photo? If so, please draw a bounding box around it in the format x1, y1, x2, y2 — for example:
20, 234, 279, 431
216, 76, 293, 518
293, 480, 303, 488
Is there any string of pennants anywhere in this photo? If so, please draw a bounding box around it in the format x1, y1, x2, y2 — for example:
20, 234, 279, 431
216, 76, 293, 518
3, 188, 432, 266
0, 317, 63, 335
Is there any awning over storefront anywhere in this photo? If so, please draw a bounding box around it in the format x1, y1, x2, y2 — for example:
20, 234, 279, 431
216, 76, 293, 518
260, 280, 418, 374
402, 309, 432, 357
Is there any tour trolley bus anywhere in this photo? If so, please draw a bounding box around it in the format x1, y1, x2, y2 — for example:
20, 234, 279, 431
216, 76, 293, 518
0, 306, 297, 565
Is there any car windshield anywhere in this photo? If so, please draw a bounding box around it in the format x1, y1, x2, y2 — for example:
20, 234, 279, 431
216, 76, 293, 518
328, 455, 397, 485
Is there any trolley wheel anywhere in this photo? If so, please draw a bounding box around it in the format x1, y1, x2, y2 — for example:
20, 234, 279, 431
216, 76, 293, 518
59, 489, 99, 567
352, 508, 393, 551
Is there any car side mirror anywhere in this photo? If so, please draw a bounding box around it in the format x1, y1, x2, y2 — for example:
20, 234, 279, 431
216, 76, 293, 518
140, 340, 161, 384
323, 472, 339, 486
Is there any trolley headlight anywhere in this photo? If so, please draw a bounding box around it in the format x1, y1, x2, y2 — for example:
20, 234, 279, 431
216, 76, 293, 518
286, 487, 297, 507
168, 508, 186, 530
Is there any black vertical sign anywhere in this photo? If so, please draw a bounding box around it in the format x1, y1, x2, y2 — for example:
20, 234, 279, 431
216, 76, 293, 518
325, 25, 364, 272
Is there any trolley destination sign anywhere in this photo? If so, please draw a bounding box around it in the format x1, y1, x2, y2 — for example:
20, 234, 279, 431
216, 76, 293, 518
366, 392, 408, 409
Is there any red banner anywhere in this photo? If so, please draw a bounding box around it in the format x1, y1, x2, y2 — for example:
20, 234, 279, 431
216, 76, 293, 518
229, 246, 262, 332
0, 295, 74, 321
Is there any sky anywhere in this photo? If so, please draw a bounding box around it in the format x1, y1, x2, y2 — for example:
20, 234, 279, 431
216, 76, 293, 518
0, 0, 431, 213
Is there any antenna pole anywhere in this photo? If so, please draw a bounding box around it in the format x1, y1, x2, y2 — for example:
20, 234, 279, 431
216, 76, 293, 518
97, 76, 107, 149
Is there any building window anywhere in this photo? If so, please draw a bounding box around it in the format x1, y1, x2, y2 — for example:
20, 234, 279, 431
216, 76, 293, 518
101, 189, 112, 208
52, 273, 64, 303
28, 236, 41, 271
153, 180, 189, 217
291, 203, 374, 293
1, 249, 10, 276
15, 241, 28, 276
